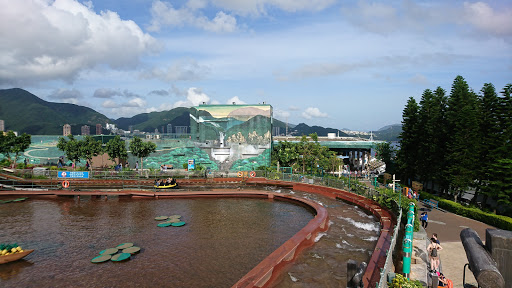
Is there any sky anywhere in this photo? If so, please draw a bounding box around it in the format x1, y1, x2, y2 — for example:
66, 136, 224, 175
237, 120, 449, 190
0, 0, 511, 131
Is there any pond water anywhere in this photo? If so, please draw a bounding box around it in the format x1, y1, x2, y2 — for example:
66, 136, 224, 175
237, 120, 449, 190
0, 197, 313, 287
0, 189, 380, 288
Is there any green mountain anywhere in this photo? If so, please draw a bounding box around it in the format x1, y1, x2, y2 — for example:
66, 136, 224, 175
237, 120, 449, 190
113, 107, 191, 133
289, 123, 349, 137
374, 124, 402, 142
0, 88, 110, 135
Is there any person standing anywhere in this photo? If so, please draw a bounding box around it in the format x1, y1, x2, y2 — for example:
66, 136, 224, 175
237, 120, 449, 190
135, 161, 139, 170
428, 237, 442, 272
420, 211, 428, 229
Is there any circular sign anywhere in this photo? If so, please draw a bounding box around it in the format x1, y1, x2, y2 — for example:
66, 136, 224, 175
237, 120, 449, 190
249, 171, 256, 177
62, 180, 70, 188
237, 171, 243, 177
61, 172, 67, 177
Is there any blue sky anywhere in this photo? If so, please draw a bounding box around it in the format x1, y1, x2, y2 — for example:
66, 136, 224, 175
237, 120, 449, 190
1, 0, 511, 131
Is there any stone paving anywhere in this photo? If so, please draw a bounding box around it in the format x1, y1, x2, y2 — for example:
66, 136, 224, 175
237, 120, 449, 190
417, 202, 495, 288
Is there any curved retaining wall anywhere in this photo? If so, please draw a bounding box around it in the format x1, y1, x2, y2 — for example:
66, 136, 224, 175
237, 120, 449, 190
1, 175, 395, 287
246, 178, 396, 288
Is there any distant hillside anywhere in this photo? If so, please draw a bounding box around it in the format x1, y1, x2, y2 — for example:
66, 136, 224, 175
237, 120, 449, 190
113, 107, 191, 133
289, 123, 349, 137
0, 88, 110, 135
373, 124, 402, 141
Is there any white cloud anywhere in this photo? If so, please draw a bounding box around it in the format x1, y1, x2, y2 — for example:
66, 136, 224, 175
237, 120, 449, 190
273, 109, 290, 119
302, 107, 328, 119
101, 97, 148, 117
47, 88, 83, 104
140, 58, 210, 82
289, 106, 300, 111
173, 87, 211, 107
148, 0, 238, 33
102, 100, 118, 108
408, 74, 429, 85
149, 89, 170, 96
0, 0, 157, 85
226, 96, 245, 104
342, 1, 512, 39
463, 2, 512, 37
212, 0, 336, 16
94, 88, 123, 98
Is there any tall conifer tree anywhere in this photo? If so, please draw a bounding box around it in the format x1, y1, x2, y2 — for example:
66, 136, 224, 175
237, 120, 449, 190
397, 97, 420, 184
445, 76, 480, 202
477, 83, 501, 204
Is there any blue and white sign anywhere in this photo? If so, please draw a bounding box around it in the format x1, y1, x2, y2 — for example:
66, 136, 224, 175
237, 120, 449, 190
58, 171, 89, 178
187, 159, 195, 170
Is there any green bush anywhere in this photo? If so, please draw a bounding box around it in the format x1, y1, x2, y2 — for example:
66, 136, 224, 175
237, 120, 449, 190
420, 192, 512, 231
389, 274, 422, 288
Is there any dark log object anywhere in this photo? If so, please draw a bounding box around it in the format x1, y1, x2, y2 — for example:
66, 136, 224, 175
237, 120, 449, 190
460, 228, 505, 288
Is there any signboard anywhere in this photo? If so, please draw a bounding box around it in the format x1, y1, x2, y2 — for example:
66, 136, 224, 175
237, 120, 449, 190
187, 159, 195, 170
58, 171, 89, 178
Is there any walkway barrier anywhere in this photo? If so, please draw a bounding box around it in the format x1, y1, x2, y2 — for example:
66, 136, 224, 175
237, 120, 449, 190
2, 168, 404, 287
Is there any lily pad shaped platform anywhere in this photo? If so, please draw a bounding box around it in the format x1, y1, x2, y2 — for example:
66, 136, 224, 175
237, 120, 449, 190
154, 216, 168, 221
99, 248, 119, 255
91, 255, 112, 263
111, 253, 131, 262
166, 218, 180, 223
116, 243, 134, 249
122, 246, 141, 254
171, 221, 186, 227
169, 215, 181, 219
157, 222, 172, 227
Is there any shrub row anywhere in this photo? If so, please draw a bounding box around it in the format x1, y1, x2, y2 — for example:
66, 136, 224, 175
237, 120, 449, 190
420, 192, 512, 231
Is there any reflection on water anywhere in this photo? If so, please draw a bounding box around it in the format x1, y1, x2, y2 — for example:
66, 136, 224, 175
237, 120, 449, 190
0, 197, 313, 288
0, 260, 33, 281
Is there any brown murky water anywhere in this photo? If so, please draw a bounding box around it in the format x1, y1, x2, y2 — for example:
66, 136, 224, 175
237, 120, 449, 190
0, 189, 379, 288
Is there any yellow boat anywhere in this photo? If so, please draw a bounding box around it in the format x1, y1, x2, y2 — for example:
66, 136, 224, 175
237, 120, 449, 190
153, 183, 178, 189
0, 250, 34, 264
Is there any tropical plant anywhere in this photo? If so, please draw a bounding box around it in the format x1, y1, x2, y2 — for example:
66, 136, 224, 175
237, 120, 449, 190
105, 135, 128, 165
57, 135, 82, 169
129, 136, 157, 171
80, 136, 103, 171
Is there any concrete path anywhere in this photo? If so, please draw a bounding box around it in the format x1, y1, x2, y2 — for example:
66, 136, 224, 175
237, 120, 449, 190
418, 202, 495, 288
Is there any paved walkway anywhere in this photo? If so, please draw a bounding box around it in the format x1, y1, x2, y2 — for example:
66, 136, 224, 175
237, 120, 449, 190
418, 202, 495, 288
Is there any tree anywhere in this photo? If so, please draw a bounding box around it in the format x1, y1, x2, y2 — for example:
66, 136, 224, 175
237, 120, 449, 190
105, 135, 128, 165
445, 76, 480, 202
271, 141, 300, 171
487, 159, 512, 212
375, 141, 395, 174
129, 136, 157, 171
477, 83, 502, 205
11, 133, 31, 168
0, 131, 16, 164
57, 135, 82, 169
80, 136, 103, 171
417, 88, 448, 190
397, 97, 420, 184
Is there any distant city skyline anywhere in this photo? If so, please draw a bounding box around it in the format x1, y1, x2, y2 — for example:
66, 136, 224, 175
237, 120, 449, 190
1, 0, 510, 131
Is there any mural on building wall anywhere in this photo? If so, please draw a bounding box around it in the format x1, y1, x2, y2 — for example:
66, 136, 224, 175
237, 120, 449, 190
190, 104, 272, 171
3, 105, 273, 171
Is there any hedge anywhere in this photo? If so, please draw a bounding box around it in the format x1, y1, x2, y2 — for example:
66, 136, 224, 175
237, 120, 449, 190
419, 191, 512, 231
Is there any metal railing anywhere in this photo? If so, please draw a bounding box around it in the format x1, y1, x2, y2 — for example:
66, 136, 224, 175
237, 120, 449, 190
3, 167, 403, 287
377, 202, 402, 288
